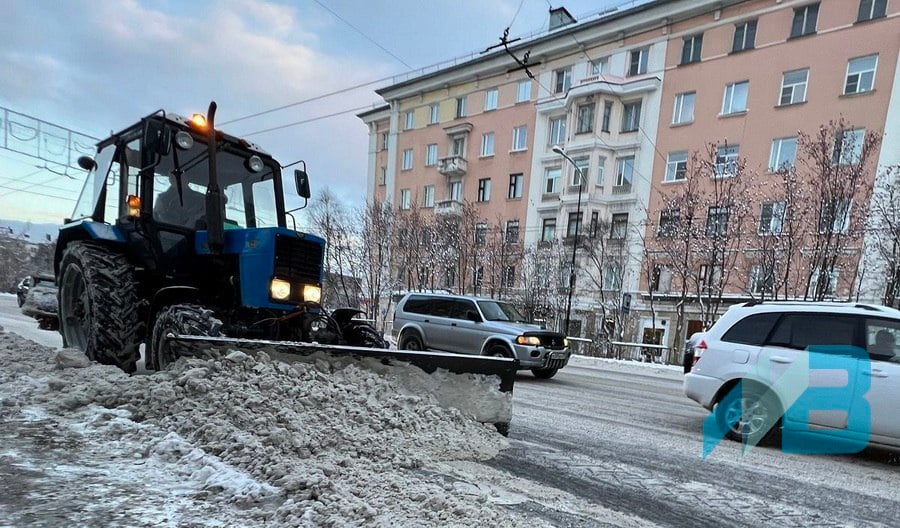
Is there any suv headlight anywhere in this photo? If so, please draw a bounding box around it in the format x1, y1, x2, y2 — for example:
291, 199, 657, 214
563, 338, 569, 347
516, 336, 541, 346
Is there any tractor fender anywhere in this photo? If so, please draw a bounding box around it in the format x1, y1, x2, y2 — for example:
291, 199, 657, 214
55, 220, 126, 277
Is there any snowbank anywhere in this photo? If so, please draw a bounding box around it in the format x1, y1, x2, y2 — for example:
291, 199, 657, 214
0, 328, 538, 527
569, 354, 684, 379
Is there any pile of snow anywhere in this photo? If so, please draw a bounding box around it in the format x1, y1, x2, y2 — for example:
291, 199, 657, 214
0, 328, 536, 527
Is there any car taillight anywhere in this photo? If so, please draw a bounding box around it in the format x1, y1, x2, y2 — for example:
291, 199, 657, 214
692, 339, 708, 365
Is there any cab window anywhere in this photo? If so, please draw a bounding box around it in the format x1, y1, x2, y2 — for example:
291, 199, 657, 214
766, 313, 860, 350
865, 318, 900, 363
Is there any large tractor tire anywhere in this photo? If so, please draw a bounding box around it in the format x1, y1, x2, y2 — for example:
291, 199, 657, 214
58, 241, 141, 373
150, 304, 223, 370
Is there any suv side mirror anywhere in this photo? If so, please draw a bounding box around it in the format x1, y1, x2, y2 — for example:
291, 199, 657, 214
466, 310, 481, 322
295, 169, 311, 199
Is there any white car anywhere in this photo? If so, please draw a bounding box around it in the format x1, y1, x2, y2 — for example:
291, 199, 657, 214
684, 302, 900, 450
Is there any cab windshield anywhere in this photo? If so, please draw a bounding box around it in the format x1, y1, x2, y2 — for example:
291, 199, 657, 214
477, 300, 529, 323
151, 138, 280, 230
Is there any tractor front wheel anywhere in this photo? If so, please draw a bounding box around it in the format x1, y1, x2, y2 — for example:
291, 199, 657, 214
58, 242, 141, 373
150, 304, 223, 370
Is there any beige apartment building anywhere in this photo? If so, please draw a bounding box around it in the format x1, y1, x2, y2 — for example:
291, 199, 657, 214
361, 0, 900, 349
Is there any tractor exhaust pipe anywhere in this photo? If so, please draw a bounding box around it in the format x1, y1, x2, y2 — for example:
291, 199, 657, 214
205, 101, 225, 254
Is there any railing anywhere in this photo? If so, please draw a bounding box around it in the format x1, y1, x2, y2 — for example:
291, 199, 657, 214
434, 199, 463, 216
564, 337, 681, 365
612, 184, 633, 195
437, 156, 467, 177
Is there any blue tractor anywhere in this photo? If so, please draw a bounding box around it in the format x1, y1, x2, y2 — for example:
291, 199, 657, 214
53, 103, 517, 416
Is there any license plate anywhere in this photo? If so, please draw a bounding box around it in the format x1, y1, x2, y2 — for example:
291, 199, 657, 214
550, 351, 568, 360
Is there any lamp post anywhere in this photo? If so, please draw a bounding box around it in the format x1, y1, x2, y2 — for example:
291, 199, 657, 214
552, 145, 584, 337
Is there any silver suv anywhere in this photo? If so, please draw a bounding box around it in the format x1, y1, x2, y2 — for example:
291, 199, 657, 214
392, 293, 570, 379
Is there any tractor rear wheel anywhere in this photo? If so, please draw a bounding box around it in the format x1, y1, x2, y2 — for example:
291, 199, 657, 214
150, 304, 223, 370
58, 241, 141, 373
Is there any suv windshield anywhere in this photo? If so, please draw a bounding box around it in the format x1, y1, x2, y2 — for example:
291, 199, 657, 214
477, 300, 528, 323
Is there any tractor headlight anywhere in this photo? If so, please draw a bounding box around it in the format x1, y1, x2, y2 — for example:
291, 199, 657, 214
270, 278, 291, 301
515, 335, 541, 346
246, 155, 264, 173
302, 284, 322, 304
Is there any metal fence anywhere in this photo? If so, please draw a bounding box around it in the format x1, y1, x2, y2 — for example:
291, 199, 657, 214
566, 337, 683, 366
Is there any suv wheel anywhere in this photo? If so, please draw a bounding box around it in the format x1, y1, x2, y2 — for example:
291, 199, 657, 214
715, 382, 781, 446
485, 343, 511, 358
399, 332, 425, 351
531, 368, 558, 379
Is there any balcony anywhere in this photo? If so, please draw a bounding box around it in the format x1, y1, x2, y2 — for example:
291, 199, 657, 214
437, 156, 467, 177
434, 199, 463, 216
612, 183, 632, 195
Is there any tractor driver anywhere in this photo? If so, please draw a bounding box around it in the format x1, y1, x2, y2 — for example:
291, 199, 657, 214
154, 174, 207, 229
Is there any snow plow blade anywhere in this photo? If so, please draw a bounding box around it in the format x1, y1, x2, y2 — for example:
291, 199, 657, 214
166, 334, 518, 433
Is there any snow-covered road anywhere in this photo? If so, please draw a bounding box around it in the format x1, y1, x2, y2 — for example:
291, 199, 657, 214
0, 293, 898, 526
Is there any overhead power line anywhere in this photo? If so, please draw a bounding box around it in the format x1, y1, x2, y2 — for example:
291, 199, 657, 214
242, 104, 374, 137
311, 0, 412, 70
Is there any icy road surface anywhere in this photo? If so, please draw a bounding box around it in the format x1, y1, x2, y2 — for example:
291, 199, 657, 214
0, 294, 898, 526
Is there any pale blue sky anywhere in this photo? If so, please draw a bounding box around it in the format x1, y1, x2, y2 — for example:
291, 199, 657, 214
0, 0, 646, 224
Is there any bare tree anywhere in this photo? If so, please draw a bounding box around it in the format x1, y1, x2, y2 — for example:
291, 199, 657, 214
309, 188, 358, 308
865, 165, 900, 307
357, 198, 395, 326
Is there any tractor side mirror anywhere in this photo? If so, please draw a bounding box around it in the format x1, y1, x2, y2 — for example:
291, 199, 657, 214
294, 169, 311, 199
142, 119, 172, 157
77, 156, 97, 171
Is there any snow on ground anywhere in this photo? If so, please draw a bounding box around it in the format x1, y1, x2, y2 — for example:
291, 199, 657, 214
568, 354, 684, 379
0, 326, 544, 527
0, 293, 62, 349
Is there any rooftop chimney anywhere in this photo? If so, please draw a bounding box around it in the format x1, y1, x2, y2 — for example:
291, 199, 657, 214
548, 6, 577, 31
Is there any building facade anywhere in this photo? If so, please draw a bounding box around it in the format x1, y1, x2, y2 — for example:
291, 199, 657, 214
361, 0, 900, 350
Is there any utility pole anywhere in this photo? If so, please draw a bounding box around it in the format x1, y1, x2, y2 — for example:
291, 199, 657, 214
553, 145, 585, 337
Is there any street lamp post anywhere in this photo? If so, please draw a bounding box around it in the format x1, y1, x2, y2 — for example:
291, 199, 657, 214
552, 145, 585, 337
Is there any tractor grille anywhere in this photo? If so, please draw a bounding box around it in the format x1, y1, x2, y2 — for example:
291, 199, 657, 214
274, 234, 323, 285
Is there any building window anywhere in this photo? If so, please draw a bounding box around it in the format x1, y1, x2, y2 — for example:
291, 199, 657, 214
769, 137, 798, 171
554, 68, 572, 94
505, 220, 519, 243
722, 81, 749, 114
845, 55, 878, 95
541, 218, 557, 241
779, 69, 809, 105
517, 80, 531, 103
449, 180, 462, 201
481, 132, 495, 157
750, 264, 775, 294
833, 128, 865, 165
573, 158, 589, 187
615, 157, 634, 187
512, 126, 528, 151
400, 189, 411, 210
379, 166, 387, 185
548, 116, 567, 146
858, 0, 887, 22
590, 211, 599, 237
477, 178, 491, 202
596, 157, 606, 186
401, 148, 413, 170
732, 20, 757, 52
404, 111, 414, 130
601, 101, 612, 132
672, 92, 695, 124
567, 212, 583, 238
790, 3, 819, 38
456, 96, 467, 118
425, 144, 438, 166
665, 151, 688, 182
658, 209, 680, 238
714, 145, 740, 177
621, 101, 641, 132
429, 103, 440, 124
575, 103, 595, 134
590, 57, 608, 75
605, 265, 623, 290
610, 213, 628, 239
819, 199, 851, 233
808, 268, 839, 297
381, 132, 388, 150
501, 265, 516, 288
706, 206, 730, 237
544, 167, 561, 194
475, 223, 487, 246
681, 34, 703, 65
628, 47, 649, 76
423, 185, 435, 208
758, 201, 786, 235
451, 136, 466, 157
508, 173, 523, 199
484, 88, 499, 111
